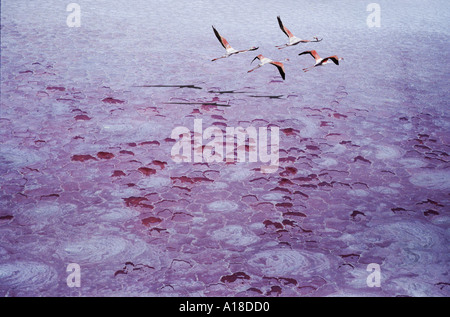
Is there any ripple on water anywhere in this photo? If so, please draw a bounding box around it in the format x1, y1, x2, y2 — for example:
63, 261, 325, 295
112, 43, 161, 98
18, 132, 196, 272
0, 261, 57, 293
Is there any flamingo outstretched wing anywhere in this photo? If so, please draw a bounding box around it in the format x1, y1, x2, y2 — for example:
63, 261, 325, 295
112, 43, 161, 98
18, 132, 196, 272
298, 50, 321, 61
212, 25, 231, 50
325, 56, 340, 65
270, 61, 286, 80
277, 16, 294, 38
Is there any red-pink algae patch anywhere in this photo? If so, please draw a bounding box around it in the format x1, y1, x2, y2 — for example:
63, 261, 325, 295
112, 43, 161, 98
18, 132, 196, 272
139, 140, 160, 146
71, 154, 97, 162
97, 152, 115, 159
102, 97, 125, 104
263, 220, 283, 229
281, 128, 299, 136
112, 170, 126, 177
266, 285, 282, 296
123, 196, 150, 207
141, 217, 162, 226
119, 150, 134, 156
138, 167, 156, 176
220, 272, 250, 283
0, 215, 14, 224
171, 176, 213, 184
353, 156, 372, 164
74, 114, 91, 121
152, 160, 167, 169
46, 86, 65, 91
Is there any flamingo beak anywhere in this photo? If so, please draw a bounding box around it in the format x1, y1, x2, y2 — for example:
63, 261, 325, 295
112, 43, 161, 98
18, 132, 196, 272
250, 56, 258, 65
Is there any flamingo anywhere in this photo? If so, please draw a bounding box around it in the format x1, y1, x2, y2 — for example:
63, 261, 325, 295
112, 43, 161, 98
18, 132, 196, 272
275, 16, 322, 49
211, 26, 258, 61
298, 50, 343, 72
248, 54, 287, 80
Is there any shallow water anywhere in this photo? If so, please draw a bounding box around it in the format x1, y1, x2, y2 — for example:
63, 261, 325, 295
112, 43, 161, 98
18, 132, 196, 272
0, 0, 449, 296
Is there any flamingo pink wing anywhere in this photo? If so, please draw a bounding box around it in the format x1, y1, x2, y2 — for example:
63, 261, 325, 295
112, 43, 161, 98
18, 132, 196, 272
270, 61, 286, 80
212, 26, 231, 50
277, 16, 294, 38
327, 56, 340, 65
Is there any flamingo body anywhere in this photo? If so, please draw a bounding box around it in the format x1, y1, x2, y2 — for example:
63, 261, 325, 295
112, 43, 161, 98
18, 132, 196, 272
298, 50, 343, 72
248, 54, 286, 80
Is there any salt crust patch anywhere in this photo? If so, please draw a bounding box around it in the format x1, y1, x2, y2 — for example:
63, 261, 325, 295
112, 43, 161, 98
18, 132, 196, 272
409, 170, 450, 190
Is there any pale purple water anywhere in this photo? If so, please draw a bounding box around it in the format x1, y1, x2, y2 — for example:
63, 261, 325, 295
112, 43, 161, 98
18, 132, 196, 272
0, 0, 449, 296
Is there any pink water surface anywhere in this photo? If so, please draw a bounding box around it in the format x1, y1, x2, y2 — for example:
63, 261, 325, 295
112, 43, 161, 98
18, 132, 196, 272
0, 0, 449, 296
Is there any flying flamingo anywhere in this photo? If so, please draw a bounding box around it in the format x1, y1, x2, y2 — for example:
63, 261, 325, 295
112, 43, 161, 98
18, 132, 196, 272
248, 54, 287, 80
275, 16, 322, 49
298, 50, 343, 72
211, 26, 259, 61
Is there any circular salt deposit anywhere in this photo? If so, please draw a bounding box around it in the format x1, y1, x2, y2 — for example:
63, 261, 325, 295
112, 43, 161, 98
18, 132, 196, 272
0, 261, 58, 291
210, 225, 259, 246
57, 235, 147, 264
409, 170, 450, 190
248, 249, 331, 276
